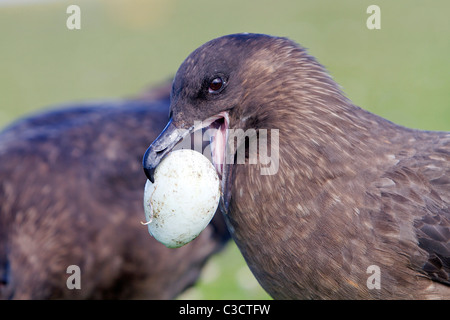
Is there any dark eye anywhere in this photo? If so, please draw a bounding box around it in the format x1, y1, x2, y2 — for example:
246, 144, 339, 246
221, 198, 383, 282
208, 77, 224, 93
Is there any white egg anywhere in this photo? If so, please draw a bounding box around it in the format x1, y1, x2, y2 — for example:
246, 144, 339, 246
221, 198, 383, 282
143, 149, 220, 248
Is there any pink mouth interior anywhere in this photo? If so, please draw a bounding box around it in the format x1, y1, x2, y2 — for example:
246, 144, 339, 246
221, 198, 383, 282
208, 113, 229, 179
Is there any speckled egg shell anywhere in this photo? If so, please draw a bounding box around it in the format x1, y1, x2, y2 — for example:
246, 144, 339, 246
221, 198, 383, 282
143, 149, 220, 248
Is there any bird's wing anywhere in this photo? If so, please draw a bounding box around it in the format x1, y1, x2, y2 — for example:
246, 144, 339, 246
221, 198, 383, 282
365, 132, 450, 286
412, 133, 450, 285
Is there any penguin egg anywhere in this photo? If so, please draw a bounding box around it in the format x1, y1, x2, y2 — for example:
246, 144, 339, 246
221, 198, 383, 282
143, 149, 220, 248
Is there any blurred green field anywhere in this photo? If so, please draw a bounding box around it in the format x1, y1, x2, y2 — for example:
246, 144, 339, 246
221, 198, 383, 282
0, 0, 448, 299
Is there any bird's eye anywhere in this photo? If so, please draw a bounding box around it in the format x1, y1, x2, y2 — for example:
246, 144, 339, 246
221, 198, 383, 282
208, 77, 224, 93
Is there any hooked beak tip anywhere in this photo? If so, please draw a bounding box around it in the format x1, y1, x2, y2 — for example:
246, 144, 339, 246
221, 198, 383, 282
142, 118, 181, 183
143, 146, 157, 183
143, 166, 155, 183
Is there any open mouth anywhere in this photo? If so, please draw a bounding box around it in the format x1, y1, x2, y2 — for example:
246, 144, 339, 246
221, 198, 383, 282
201, 112, 229, 180
143, 111, 232, 213
143, 112, 230, 185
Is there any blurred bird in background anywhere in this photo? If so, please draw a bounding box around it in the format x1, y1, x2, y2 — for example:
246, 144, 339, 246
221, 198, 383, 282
0, 82, 230, 299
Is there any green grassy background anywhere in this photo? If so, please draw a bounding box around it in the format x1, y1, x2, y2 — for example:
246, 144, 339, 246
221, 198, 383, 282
0, 0, 448, 299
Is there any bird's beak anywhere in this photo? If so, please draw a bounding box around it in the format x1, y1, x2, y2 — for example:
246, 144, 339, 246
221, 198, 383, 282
143, 118, 188, 183
143, 112, 232, 215
143, 111, 230, 181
